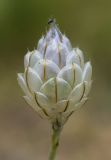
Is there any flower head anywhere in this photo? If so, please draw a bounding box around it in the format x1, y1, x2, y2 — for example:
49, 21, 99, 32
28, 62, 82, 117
17, 19, 92, 125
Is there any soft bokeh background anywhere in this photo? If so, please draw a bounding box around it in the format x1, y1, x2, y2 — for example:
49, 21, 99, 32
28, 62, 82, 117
0, 0, 111, 160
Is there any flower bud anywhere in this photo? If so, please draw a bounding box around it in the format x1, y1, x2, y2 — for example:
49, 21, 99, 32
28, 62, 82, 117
18, 19, 92, 125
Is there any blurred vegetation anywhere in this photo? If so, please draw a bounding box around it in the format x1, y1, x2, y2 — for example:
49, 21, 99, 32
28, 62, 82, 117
0, 0, 111, 160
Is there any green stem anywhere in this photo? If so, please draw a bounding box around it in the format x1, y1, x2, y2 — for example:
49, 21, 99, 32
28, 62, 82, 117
48, 124, 61, 160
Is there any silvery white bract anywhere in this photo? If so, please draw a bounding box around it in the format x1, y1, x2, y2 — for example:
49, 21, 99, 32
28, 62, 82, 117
17, 20, 92, 125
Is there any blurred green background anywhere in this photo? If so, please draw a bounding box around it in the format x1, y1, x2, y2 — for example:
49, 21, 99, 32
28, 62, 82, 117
0, 0, 111, 160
